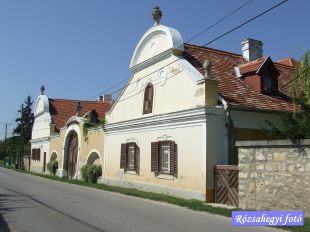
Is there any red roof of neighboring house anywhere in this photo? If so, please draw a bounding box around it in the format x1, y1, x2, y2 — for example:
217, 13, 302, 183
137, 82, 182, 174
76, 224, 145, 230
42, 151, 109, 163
183, 43, 296, 112
48, 99, 112, 131
276, 57, 298, 67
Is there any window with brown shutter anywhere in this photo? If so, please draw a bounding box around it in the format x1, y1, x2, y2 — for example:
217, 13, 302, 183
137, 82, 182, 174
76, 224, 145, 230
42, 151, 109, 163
120, 142, 139, 174
151, 141, 178, 177
143, 83, 154, 114
32, 148, 41, 161
120, 144, 127, 169
151, 142, 159, 172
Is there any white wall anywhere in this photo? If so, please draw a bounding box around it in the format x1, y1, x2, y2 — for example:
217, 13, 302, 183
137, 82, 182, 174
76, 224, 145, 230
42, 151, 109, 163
30, 94, 51, 173
30, 139, 50, 173
107, 24, 205, 124
107, 57, 205, 123
104, 120, 206, 199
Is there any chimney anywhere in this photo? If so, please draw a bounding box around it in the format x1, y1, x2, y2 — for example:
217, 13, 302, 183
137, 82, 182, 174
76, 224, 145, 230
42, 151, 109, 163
203, 59, 219, 106
75, 101, 81, 116
103, 94, 112, 104
242, 38, 263, 61
98, 95, 104, 102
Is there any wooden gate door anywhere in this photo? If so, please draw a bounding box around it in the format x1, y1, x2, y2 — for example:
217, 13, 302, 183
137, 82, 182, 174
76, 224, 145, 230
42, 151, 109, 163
214, 165, 239, 207
67, 132, 78, 179
43, 152, 46, 172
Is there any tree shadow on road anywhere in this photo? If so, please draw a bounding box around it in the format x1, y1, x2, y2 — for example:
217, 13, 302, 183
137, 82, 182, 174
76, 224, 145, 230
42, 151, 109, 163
0, 193, 36, 232
0, 212, 10, 232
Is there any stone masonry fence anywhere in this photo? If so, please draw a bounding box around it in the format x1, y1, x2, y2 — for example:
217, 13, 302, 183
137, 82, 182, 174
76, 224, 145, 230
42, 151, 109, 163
236, 139, 310, 217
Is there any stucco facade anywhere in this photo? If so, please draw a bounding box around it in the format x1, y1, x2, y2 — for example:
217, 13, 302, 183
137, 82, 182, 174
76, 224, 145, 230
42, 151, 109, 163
30, 93, 52, 173
103, 21, 229, 201
30, 89, 111, 177
50, 118, 104, 178
103, 10, 293, 202
105, 108, 228, 200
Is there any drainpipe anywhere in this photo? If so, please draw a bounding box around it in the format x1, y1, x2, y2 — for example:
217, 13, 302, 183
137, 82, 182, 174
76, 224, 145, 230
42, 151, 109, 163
226, 106, 236, 165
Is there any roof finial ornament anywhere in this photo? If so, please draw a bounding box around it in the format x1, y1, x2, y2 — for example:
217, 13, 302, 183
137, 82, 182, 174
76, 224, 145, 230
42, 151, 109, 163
203, 59, 212, 79
40, 85, 45, 95
75, 101, 81, 116
152, 6, 162, 26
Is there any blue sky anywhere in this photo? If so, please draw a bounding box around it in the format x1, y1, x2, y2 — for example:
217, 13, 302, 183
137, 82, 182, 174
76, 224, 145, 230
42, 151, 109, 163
0, 0, 309, 138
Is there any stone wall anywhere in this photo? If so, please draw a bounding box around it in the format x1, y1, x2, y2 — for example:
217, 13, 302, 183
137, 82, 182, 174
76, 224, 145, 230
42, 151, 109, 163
236, 139, 310, 217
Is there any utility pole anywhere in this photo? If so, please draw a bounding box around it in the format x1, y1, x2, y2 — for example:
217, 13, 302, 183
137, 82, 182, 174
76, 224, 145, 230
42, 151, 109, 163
19, 104, 24, 170
3, 123, 7, 161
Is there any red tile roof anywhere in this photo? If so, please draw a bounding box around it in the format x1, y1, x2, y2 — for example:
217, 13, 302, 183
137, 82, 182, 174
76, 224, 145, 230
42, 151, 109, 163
276, 57, 298, 67
183, 43, 296, 112
48, 99, 112, 131
239, 57, 266, 74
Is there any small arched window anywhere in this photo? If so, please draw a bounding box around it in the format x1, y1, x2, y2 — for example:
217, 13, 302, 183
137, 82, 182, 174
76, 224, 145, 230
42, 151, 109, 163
143, 83, 154, 114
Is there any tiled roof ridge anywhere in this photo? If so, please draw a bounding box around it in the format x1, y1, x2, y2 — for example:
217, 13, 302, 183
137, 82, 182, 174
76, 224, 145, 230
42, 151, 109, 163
239, 57, 267, 68
184, 43, 244, 59
184, 43, 296, 72
274, 62, 296, 70
49, 98, 103, 103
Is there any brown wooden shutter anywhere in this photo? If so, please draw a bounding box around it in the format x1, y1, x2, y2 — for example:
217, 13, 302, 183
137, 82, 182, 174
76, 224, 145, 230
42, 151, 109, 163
38, 149, 41, 161
120, 143, 127, 169
169, 141, 178, 177
33, 149, 39, 161
148, 84, 153, 113
151, 141, 159, 172
169, 141, 175, 174
134, 143, 140, 175
143, 83, 153, 114
143, 87, 149, 113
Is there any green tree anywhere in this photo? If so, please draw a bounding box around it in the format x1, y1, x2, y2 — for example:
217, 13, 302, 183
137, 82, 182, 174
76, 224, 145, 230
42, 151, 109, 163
266, 51, 310, 141
14, 95, 34, 156
0, 136, 19, 162
291, 51, 310, 111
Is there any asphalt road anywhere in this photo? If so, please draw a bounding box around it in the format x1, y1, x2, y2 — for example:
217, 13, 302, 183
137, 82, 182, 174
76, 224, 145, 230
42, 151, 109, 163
0, 168, 283, 232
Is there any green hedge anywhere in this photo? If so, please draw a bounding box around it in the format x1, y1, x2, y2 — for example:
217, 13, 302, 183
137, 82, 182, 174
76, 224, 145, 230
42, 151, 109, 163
80, 164, 102, 183
47, 160, 58, 175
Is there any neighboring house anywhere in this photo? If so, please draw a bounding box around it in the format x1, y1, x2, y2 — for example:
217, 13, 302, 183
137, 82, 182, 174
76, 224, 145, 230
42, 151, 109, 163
30, 87, 112, 178
103, 8, 296, 202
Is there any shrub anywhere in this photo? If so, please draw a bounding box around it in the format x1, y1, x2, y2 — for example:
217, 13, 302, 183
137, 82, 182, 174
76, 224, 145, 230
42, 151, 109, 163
47, 160, 58, 175
81, 164, 102, 183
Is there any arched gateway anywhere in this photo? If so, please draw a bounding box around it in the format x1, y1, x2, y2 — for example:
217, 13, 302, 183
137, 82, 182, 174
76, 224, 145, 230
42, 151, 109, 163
65, 131, 78, 178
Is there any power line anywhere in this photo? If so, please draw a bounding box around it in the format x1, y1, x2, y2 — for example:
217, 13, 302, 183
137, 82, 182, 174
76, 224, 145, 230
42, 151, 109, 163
203, 0, 288, 46
86, 0, 256, 100
17, 0, 290, 135
187, 0, 254, 43
106, 0, 289, 97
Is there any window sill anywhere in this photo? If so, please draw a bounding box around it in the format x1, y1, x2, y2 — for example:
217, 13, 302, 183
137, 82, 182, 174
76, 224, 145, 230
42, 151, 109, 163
124, 170, 138, 175
157, 173, 174, 180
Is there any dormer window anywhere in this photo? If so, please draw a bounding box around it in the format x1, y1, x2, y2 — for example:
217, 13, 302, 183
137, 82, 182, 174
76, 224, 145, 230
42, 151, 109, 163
262, 75, 275, 94
143, 83, 153, 114
239, 57, 280, 95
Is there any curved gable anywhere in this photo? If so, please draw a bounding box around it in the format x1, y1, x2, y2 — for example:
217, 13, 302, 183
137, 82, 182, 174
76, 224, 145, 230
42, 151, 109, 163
129, 25, 184, 73
34, 94, 49, 117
